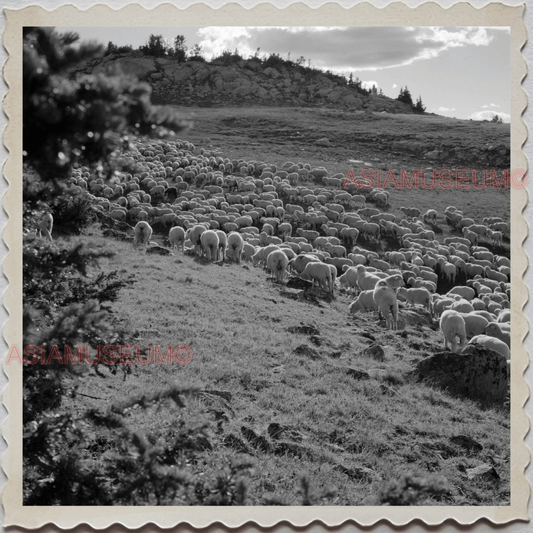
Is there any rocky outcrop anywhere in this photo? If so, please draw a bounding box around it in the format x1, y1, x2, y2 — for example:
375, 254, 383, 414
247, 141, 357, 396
73, 53, 413, 113
414, 347, 509, 406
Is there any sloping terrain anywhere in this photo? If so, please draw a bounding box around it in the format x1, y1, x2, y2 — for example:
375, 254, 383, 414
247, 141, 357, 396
69, 236, 510, 506
57, 106, 511, 505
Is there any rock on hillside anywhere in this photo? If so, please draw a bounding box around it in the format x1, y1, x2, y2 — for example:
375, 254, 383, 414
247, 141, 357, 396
73, 52, 414, 112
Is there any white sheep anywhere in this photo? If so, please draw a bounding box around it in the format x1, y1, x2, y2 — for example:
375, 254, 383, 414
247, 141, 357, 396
134, 221, 153, 248
242, 242, 256, 262
396, 287, 431, 313
450, 299, 475, 314
459, 312, 490, 339
168, 226, 185, 251
266, 250, 289, 284
349, 290, 379, 313
36, 212, 54, 241
300, 261, 334, 294
338, 267, 359, 295
484, 322, 510, 348
372, 275, 403, 330
447, 286, 476, 301
216, 230, 228, 261
227, 232, 244, 263
188, 224, 207, 256
289, 254, 321, 274
440, 310, 467, 353
200, 230, 220, 262
466, 334, 510, 359
355, 265, 381, 291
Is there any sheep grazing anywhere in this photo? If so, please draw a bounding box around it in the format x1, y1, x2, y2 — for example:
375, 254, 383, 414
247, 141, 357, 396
227, 232, 244, 263
188, 224, 207, 256
396, 287, 432, 313
300, 261, 334, 294
216, 230, 228, 262
466, 334, 510, 360
168, 226, 185, 251
440, 310, 467, 353
37, 212, 54, 241
200, 230, 220, 262
133, 221, 153, 248
349, 290, 379, 314
484, 322, 511, 348
266, 250, 289, 284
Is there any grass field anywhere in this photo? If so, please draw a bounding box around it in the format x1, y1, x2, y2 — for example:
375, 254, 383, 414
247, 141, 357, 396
39, 108, 511, 505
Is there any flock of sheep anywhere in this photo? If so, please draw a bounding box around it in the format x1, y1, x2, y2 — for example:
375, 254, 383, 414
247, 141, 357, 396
61, 137, 511, 363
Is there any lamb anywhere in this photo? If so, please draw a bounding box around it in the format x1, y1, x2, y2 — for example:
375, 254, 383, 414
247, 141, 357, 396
372, 275, 403, 330
168, 226, 186, 251
396, 287, 431, 313
133, 221, 153, 248
36, 212, 54, 241
349, 290, 378, 314
200, 230, 220, 262
466, 335, 510, 359
484, 322, 511, 348
440, 310, 467, 353
300, 261, 334, 294
226, 232, 244, 263
266, 250, 289, 284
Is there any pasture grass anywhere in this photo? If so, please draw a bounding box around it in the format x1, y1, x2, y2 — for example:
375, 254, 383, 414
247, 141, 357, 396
49, 107, 510, 505
62, 232, 510, 506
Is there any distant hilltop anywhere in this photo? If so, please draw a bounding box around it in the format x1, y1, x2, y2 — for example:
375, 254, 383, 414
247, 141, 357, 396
72, 51, 415, 112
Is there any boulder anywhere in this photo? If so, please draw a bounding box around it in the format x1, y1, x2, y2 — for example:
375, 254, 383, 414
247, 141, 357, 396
362, 343, 385, 361
163, 65, 193, 83
415, 346, 509, 405
316, 138, 330, 147
93, 57, 157, 80
264, 67, 281, 79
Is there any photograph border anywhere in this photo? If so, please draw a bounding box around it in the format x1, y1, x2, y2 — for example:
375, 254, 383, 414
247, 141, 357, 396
2, 1, 529, 529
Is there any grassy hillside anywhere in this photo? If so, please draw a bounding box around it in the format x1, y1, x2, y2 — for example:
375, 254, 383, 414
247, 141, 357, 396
29, 107, 511, 505
64, 232, 509, 505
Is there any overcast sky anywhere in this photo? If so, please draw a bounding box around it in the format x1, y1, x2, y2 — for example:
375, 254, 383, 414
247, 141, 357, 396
58, 26, 511, 122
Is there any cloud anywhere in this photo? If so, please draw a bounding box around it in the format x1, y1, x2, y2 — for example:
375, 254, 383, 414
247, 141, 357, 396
392, 83, 398, 88
192, 26, 502, 72
432, 107, 456, 114
482, 103, 500, 108
468, 110, 510, 122
362, 80, 378, 90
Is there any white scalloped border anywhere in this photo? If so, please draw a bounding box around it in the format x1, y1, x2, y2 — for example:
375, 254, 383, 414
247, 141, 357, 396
2, 2, 529, 529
